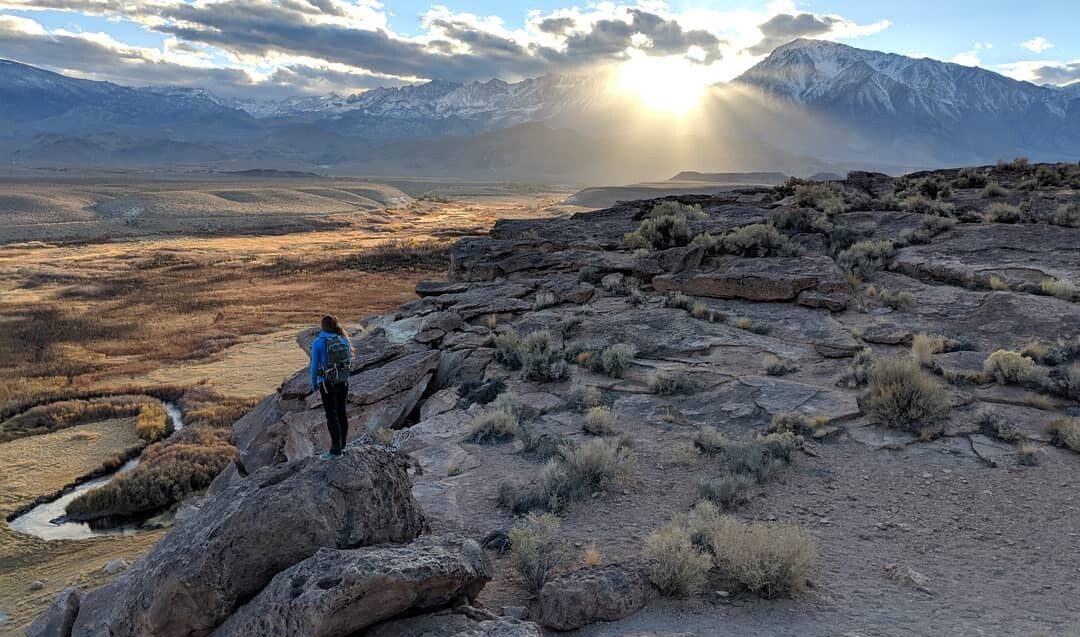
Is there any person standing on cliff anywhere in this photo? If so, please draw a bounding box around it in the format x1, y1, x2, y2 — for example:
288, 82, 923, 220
310, 314, 352, 459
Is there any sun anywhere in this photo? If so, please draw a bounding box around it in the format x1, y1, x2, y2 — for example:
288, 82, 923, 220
616, 53, 709, 115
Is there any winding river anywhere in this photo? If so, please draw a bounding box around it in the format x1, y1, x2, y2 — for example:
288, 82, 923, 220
8, 402, 184, 541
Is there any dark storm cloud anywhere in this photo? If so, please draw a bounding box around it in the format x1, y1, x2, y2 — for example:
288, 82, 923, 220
744, 12, 841, 56
537, 16, 575, 35
628, 9, 723, 62
1030, 62, 1080, 85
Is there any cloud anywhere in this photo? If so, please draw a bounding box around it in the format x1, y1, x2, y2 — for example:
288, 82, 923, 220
0, 1, 890, 97
998, 59, 1080, 86
743, 11, 890, 56
1021, 36, 1053, 53
950, 42, 992, 68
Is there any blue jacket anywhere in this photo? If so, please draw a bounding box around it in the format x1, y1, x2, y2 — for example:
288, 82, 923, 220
310, 331, 351, 391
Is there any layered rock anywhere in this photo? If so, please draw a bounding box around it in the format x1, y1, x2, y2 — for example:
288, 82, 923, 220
652, 255, 849, 302
67, 448, 426, 637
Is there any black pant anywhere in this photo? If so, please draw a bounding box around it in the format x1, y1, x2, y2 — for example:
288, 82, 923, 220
318, 381, 349, 455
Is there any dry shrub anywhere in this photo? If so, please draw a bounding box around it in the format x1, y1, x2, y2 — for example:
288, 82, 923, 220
694, 426, 728, 455
1046, 417, 1080, 452
499, 437, 636, 513
911, 333, 946, 367
985, 202, 1023, 223
838, 240, 894, 278
978, 409, 1024, 443
582, 543, 603, 567
879, 289, 916, 311
582, 406, 615, 435
792, 183, 845, 214
866, 358, 950, 433
720, 224, 803, 257
520, 331, 568, 382
599, 343, 636, 378
983, 350, 1035, 384
842, 347, 875, 388
666, 291, 692, 310
762, 354, 796, 376
533, 290, 558, 310
988, 275, 1010, 291
508, 512, 566, 595
981, 181, 1008, 198
135, 403, 169, 441
1017, 443, 1039, 466
642, 521, 712, 597
565, 384, 603, 412
698, 474, 754, 510
651, 369, 699, 395
624, 201, 704, 250
691, 502, 817, 599
468, 400, 519, 444
1053, 203, 1080, 228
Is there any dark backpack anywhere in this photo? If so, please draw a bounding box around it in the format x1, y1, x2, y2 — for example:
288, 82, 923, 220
320, 335, 351, 385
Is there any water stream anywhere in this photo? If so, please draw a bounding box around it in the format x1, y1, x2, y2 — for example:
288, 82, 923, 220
7, 401, 184, 541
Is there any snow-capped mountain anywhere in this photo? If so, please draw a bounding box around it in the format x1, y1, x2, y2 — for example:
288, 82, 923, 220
735, 38, 1080, 161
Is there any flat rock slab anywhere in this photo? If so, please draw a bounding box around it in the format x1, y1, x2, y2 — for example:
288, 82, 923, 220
893, 224, 1080, 288
653, 256, 848, 302
212, 535, 491, 637
68, 448, 426, 637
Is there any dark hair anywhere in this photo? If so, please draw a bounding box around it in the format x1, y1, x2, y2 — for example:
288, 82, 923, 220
320, 314, 346, 337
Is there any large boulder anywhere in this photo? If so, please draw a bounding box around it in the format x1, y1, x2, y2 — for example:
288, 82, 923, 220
25, 588, 79, 637
535, 564, 649, 631
652, 256, 849, 302
367, 607, 544, 637
67, 448, 426, 637
212, 535, 491, 637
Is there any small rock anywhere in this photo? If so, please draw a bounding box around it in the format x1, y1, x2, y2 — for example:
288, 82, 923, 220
502, 606, 529, 620
29, 580, 45, 591
102, 558, 128, 574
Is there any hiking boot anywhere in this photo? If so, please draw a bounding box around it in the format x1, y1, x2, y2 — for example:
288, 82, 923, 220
318, 451, 335, 460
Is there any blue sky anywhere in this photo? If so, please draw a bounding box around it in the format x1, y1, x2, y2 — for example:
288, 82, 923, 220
0, 1, 1076, 98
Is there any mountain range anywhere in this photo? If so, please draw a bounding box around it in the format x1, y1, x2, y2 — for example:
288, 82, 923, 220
1, 39, 1077, 180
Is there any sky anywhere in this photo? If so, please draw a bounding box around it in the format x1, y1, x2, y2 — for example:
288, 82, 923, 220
0, 0, 1076, 100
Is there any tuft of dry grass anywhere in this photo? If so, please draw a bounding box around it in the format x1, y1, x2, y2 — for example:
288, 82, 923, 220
1039, 278, 1077, 302
582, 542, 603, 567
866, 358, 950, 434
583, 406, 615, 435
1045, 417, 1080, 452
983, 350, 1035, 384
509, 512, 565, 595
467, 399, 519, 444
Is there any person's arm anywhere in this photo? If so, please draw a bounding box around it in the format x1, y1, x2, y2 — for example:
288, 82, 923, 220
310, 338, 324, 391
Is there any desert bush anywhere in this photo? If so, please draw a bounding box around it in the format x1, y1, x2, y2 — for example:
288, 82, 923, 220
690, 502, 817, 598
900, 176, 952, 201
66, 425, 236, 520
695, 426, 728, 455
560, 437, 636, 496
722, 436, 794, 483
985, 202, 1023, 223
865, 358, 950, 433
988, 275, 1010, 291
769, 208, 816, 232
625, 202, 704, 250
598, 343, 636, 378
583, 406, 615, 435
837, 240, 894, 278
642, 521, 713, 597
981, 181, 1008, 198
997, 157, 1030, 171
762, 354, 797, 376
899, 195, 955, 216
879, 289, 916, 311
493, 332, 524, 369
651, 369, 699, 395
983, 350, 1035, 384
565, 384, 603, 411
520, 331, 568, 382
698, 474, 754, 510
953, 167, 988, 189
900, 216, 956, 245
720, 224, 803, 257
135, 403, 169, 441
1045, 417, 1080, 452
1052, 203, 1080, 228
1039, 278, 1077, 302
467, 401, 519, 444
793, 183, 845, 213
734, 317, 769, 334
774, 176, 818, 197
843, 347, 875, 388
1035, 164, 1064, 187
767, 412, 823, 437
977, 409, 1024, 443
509, 512, 566, 595
910, 333, 959, 367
